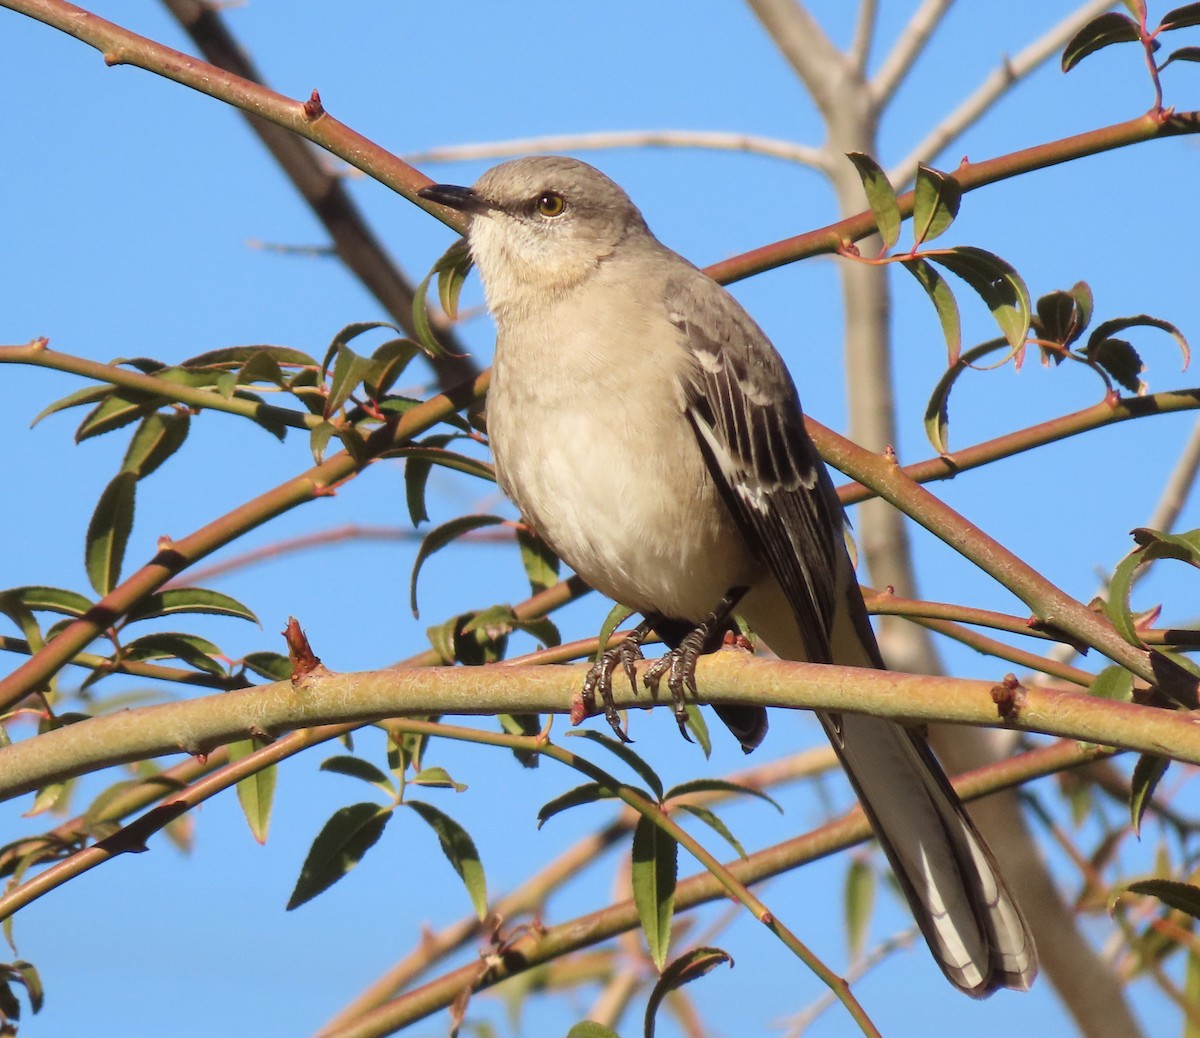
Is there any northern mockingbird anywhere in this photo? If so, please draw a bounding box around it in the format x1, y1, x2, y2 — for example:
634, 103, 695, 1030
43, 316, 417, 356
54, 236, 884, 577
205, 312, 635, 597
419, 156, 1036, 997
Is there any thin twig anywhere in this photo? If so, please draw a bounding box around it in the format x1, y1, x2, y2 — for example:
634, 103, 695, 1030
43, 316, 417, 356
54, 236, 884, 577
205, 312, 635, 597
887, 0, 1117, 183
406, 130, 831, 174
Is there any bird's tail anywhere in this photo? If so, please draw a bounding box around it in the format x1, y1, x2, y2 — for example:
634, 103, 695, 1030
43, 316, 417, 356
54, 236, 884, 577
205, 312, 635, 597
745, 577, 1037, 996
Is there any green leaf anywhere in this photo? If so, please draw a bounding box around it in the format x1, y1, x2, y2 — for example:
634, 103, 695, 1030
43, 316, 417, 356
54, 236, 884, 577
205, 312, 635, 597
120, 410, 191, 479
1124, 878, 1200, 918
1035, 282, 1093, 347
515, 526, 560, 594
1090, 665, 1135, 702
900, 257, 961, 365
241, 651, 292, 681
320, 755, 397, 797
0, 593, 43, 650
1160, 45, 1200, 68
185, 345, 318, 370
30, 383, 112, 427
1088, 338, 1144, 392
537, 782, 617, 827
125, 587, 259, 625
568, 729, 664, 800
1086, 314, 1190, 372
286, 802, 392, 910
8, 959, 43, 1015
325, 342, 382, 418
845, 152, 901, 251
1106, 528, 1200, 645
320, 321, 401, 378
228, 737, 277, 844
413, 238, 473, 356
1160, 4, 1200, 31
566, 1024, 621, 1038
644, 947, 732, 1038
437, 237, 473, 322
75, 390, 158, 443
632, 815, 677, 971
234, 350, 287, 387
1130, 753, 1169, 835
928, 247, 1030, 351
922, 337, 1012, 454
845, 858, 876, 960
364, 338, 421, 399
674, 803, 747, 859
85, 472, 137, 596
911, 165, 961, 246
122, 632, 226, 675
1062, 12, 1142, 72
410, 515, 506, 618
596, 603, 636, 662
411, 766, 467, 792
665, 778, 782, 813
406, 800, 488, 920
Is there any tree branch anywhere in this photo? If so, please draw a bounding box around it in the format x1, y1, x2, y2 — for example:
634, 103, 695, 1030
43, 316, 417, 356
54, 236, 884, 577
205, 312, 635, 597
1, 651, 1194, 801
870, 0, 955, 107
887, 0, 1118, 184
743, 0, 848, 115
406, 129, 832, 174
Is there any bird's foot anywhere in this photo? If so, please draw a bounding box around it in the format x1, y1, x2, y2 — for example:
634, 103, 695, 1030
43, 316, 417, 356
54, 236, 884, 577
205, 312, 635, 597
579, 620, 654, 743
642, 627, 709, 743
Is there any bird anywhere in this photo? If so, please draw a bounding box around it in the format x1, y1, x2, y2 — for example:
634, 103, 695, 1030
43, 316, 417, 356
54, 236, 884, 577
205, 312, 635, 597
418, 155, 1036, 996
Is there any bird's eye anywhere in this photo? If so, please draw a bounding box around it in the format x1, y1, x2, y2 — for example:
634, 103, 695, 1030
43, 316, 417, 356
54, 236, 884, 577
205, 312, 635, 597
535, 192, 566, 218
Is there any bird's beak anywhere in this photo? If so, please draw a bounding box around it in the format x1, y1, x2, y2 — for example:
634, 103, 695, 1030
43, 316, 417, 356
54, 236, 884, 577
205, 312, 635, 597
417, 183, 491, 215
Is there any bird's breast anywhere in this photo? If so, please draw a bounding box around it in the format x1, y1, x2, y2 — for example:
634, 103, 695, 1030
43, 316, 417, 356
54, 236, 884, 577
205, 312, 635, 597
486, 319, 759, 621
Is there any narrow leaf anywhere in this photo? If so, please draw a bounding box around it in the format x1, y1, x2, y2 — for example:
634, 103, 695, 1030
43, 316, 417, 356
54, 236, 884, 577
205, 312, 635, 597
1087, 314, 1190, 370
85, 472, 137, 596
674, 803, 747, 859
566, 1024, 621, 1038
1130, 753, 1169, 835
30, 383, 112, 427
413, 239, 471, 357
122, 632, 225, 675
286, 802, 392, 910
410, 515, 506, 617
1161, 45, 1200, 68
325, 343, 382, 418
412, 766, 467, 792
1089, 338, 1144, 392
537, 782, 615, 827
845, 858, 876, 960
406, 800, 488, 920
569, 729, 664, 800
242, 651, 292, 681
186, 345, 318, 369
911, 165, 961, 246
515, 526, 560, 594
320, 755, 397, 797
320, 321, 401, 378
1090, 665, 1135, 702
228, 737, 277, 844
921, 336, 1011, 453
845, 152, 901, 250
900, 257, 961, 364
1159, 3, 1200, 30
644, 947, 733, 1038
121, 410, 191, 479
1124, 879, 1200, 918
1102, 547, 1147, 646
632, 814, 677, 971
1062, 12, 1142, 72
928, 247, 1031, 350
665, 777, 782, 812
125, 587, 258, 624
75, 391, 158, 443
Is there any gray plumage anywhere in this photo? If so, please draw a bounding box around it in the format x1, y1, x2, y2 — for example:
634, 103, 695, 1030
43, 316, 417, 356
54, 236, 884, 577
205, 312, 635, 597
419, 156, 1036, 996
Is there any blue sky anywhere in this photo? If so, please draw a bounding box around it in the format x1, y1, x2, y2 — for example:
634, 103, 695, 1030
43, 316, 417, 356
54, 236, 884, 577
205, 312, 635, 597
2, 2, 1198, 1036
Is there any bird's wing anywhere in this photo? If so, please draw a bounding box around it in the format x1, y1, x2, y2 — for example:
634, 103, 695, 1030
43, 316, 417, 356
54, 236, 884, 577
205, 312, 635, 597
665, 270, 845, 664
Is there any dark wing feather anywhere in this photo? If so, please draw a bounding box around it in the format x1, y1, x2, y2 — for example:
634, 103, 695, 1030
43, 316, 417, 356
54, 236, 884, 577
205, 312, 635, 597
664, 271, 844, 664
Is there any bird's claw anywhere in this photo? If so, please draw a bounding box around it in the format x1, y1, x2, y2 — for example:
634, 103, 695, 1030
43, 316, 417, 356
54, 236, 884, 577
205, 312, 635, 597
643, 628, 707, 743
581, 634, 647, 744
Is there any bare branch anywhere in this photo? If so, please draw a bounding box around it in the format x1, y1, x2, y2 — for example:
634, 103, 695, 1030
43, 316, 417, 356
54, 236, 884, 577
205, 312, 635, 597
871, 0, 955, 107
158, 0, 477, 386
407, 129, 832, 173
850, 0, 879, 76
743, 0, 848, 116
887, 0, 1117, 183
